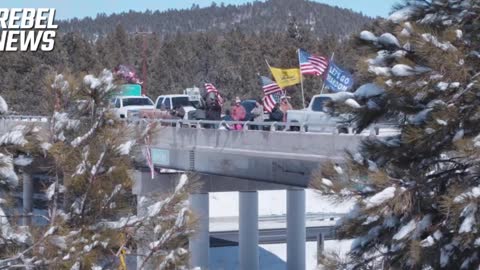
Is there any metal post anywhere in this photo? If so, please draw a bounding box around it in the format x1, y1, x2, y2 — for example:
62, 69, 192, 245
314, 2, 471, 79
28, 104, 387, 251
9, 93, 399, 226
320, 52, 335, 95
22, 172, 33, 226
189, 193, 209, 270
287, 189, 306, 270
297, 49, 306, 109
317, 233, 325, 265
142, 34, 148, 96
239, 191, 259, 270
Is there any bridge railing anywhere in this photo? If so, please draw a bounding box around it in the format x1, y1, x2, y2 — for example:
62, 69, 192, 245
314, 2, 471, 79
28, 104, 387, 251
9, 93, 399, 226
1, 115, 399, 136
128, 118, 399, 136
0, 115, 49, 122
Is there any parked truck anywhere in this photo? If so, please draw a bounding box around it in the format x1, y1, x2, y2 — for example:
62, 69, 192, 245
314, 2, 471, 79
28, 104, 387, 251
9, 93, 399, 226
111, 95, 155, 119
286, 93, 350, 133
139, 94, 197, 120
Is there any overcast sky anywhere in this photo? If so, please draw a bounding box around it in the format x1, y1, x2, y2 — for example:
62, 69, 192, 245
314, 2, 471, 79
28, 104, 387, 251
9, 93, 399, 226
2, 0, 399, 20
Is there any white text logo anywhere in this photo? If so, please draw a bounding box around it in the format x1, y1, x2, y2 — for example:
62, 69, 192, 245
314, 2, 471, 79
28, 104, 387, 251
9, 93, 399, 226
0, 8, 58, 52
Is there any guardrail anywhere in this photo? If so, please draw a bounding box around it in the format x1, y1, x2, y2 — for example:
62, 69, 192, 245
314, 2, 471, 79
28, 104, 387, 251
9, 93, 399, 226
0, 115, 49, 122
128, 118, 399, 135
129, 118, 311, 132
1, 115, 399, 135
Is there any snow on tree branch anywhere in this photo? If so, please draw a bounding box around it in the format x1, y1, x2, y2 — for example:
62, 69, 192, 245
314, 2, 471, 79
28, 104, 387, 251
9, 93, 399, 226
314, 1, 480, 268
0, 153, 18, 187
1, 69, 194, 269
0, 96, 8, 115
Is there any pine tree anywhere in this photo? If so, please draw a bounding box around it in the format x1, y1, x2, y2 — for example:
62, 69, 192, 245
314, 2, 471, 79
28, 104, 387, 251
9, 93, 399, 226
314, 1, 480, 269
0, 71, 195, 269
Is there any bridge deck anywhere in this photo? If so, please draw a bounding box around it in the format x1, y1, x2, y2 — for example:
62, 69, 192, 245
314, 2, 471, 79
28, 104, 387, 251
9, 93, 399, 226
140, 122, 368, 187
1, 117, 380, 187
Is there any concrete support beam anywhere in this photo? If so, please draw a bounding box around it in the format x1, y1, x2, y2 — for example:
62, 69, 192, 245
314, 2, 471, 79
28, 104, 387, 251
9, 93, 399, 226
287, 189, 306, 270
22, 172, 33, 226
136, 194, 148, 270
189, 193, 209, 269
317, 233, 325, 265
133, 170, 157, 270
239, 191, 259, 270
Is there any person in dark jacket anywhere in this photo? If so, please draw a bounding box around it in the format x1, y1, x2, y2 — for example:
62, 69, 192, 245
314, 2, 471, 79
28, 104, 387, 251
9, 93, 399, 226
204, 91, 222, 128
264, 103, 284, 131
269, 103, 284, 122
221, 109, 233, 130
206, 102, 221, 121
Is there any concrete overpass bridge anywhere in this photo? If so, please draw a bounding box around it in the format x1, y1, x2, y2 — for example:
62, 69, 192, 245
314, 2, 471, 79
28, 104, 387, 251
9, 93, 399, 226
0, 116, 392, 269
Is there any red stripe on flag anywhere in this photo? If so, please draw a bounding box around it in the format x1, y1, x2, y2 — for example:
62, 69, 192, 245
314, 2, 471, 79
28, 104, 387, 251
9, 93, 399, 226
300, 55, 329, 77
205, 83, 224, 106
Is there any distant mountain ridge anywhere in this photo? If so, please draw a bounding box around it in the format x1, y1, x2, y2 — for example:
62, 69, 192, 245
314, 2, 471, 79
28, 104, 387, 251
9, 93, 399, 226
58, 0, 373, 39
0, 0, 373, 115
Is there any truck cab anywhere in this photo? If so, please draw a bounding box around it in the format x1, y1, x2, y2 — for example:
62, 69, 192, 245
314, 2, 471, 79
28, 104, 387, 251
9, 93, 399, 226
286, 94, 350, 133
140, 94, 197, 120
111, 96, 154, 119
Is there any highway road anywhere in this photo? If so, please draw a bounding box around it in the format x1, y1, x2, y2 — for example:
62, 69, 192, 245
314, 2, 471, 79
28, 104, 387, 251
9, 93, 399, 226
210, 212, 344, 231
209, 212, 343, 247
210, 225, 336, 247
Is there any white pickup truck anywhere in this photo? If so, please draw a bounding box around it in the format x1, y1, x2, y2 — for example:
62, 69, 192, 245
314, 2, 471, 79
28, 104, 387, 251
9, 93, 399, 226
139, 94, 198, 120
286, 94, 351, 133
111, 96, 155, 119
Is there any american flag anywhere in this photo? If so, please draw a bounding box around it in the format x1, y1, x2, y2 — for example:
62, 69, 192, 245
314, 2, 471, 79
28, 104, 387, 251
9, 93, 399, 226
263, 91, 283, 113
260, 76, 283, 96
205, 83, 224, 106
260, 76, 283, 113
299, 49, 329, 76
205, 83, 218, 93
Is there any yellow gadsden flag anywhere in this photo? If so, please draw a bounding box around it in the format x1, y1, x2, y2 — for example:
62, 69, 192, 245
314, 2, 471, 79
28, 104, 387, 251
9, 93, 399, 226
269, 67, 301, 88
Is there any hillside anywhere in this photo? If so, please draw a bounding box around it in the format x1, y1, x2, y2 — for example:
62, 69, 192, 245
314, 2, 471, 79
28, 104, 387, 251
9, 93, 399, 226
1, 0, 373, 114
58, 0, 372, 39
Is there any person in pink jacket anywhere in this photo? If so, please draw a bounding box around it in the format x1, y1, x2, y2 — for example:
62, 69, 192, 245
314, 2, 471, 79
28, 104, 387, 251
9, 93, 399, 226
231, 97, 246, 130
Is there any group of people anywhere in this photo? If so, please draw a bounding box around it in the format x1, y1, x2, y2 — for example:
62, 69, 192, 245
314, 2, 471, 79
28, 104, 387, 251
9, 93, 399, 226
221, 95, 293, 130
184, 89, 294, 130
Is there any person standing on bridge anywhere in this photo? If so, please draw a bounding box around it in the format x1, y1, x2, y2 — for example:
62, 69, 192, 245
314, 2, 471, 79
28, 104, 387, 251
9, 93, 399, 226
279, 95, 292, 122
232, 97, 246, 130
250, 99, 264, 130
269, 103, 284, 122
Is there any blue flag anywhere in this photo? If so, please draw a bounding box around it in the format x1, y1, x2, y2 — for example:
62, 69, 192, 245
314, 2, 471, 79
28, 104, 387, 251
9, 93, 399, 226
324, 61, 353, 92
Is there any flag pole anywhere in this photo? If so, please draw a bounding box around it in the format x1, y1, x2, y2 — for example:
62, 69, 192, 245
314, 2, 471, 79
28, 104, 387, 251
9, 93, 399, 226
320, 52, 335, 95
265, 58, 271, 70
297, 49, 306, 109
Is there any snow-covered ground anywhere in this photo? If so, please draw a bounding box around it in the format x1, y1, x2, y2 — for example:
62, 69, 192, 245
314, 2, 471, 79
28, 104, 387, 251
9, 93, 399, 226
209, 189, 355, 268
209, 189, 355, 218
210, 213, 344, 232
210, 239, 354, 270
209, 189, 355, 231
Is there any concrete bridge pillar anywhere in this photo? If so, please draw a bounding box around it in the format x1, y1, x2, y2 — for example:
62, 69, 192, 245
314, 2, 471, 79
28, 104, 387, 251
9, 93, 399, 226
132, 170, 159, 270
239, 191, 259, 270
136, 194, 152, 269
287, 189, 306, 270
22, 172, 33, 226
189, 192, 209, 269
